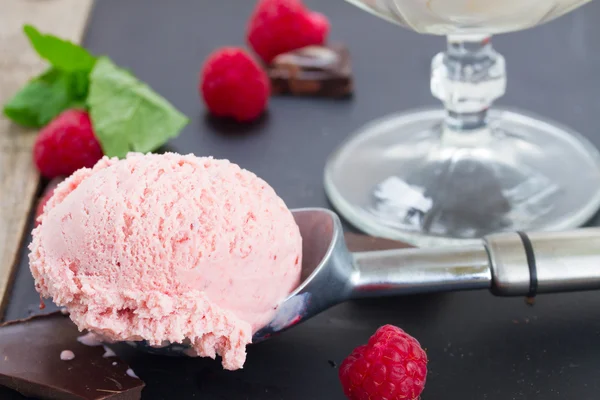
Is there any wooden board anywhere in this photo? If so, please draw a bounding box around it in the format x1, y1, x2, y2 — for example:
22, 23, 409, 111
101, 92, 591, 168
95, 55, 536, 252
0, 0, 94, 316
344, 232, 413, 252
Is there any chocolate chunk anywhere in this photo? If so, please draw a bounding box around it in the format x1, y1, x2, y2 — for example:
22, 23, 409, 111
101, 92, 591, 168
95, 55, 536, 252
0, 312, 144, 400
268, 44, 353, 98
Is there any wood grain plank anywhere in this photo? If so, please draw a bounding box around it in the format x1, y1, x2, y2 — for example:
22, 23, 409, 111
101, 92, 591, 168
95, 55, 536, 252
345, 232, 413, 252
0, 0, 94, 315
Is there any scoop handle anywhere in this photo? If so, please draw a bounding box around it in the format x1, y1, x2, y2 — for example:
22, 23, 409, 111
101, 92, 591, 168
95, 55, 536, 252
485, 228, 600, 296
350, 228, 600, 298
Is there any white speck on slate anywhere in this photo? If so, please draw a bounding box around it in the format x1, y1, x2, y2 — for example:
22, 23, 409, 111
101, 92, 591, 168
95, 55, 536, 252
102, 345, 116, 358
126, 368, 139, 379
77, 332, 103, 347
60, 350, 75, 361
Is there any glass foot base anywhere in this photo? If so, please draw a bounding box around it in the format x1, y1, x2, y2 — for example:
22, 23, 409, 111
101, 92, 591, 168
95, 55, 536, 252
324, 107, 600, 247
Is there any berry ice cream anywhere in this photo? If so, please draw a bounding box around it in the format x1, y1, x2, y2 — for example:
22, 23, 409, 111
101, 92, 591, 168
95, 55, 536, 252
29, 152, 303, 370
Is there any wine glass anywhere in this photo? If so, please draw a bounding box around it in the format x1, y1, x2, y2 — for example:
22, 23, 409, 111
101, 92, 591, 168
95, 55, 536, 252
324, 0, 600, 246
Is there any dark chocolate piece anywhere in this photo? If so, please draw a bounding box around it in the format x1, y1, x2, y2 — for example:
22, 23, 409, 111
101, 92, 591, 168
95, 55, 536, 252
268, 44, 353, 98
0, 312, 144, 400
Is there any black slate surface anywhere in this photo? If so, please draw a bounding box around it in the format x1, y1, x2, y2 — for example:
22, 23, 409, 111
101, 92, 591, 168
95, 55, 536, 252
4, 0, 600, 399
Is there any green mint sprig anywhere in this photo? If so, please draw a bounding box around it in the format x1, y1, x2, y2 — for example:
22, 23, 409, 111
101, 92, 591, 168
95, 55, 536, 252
3, 68, 88, 127
23, 25, 97, 72
3, 25, 188, 158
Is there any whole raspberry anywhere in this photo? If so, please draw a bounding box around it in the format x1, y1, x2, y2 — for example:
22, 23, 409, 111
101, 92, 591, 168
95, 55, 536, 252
247, 0, 330, 64
33, 109, 103, 179
200, 47, 270, 122
339, 325, 428, 400
308, 11, 330, 41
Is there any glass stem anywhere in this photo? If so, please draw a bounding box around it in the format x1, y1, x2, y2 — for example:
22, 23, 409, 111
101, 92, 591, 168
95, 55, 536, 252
431, 34, 506, 145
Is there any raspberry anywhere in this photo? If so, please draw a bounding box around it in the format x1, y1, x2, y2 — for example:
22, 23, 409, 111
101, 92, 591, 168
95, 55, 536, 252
34, 178, 63, 227
247, 0, 330, 64
33, 109, 103, 179
339, 325, 428, 400
200, 47, 270, 122
308, 11, 330, 40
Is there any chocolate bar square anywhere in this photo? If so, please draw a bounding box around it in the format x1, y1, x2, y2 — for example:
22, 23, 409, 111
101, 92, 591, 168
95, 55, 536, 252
0, 312, 144, 400
268, 44, 353, 98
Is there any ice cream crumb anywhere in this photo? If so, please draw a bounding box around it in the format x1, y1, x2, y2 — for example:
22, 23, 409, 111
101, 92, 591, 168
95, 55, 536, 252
60, 350, 75, 361
77, 332, 103, 347
112, 361, 117, 366
102, 345, 116, 358
126, 368, 139, 379
60, 308, 69, 315
149, 340, 170, 349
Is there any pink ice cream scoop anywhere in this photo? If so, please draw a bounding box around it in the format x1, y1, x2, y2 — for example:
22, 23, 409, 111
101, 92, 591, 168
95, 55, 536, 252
29, 152, 302, 370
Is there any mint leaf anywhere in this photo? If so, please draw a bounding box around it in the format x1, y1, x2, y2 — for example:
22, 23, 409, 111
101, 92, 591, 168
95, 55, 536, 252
23, 25, 96, 72
3, 26, 95, 127
87, 57, 189, 158
67, 69, 91, 99
3, 68, 86, 127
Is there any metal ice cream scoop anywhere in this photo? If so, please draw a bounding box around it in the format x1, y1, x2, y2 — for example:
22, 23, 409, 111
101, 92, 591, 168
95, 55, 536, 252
253, 207, 600, 342
135, 207, 600, 355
